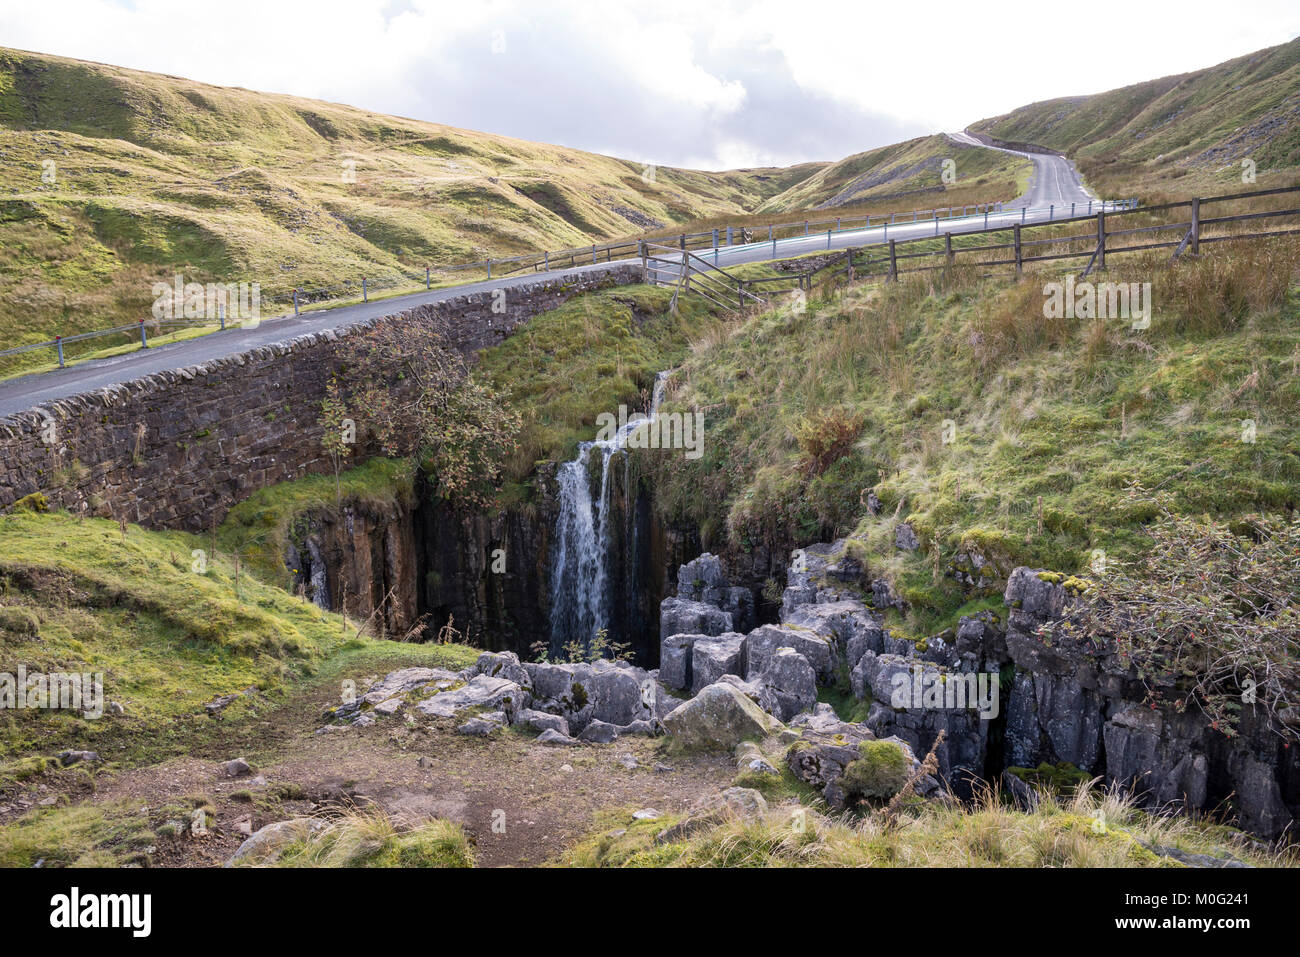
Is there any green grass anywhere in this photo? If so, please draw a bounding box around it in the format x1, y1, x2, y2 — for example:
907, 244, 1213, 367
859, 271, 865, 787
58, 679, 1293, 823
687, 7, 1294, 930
972, 36, 1300, 200
644, 237, 1300, 636
0, 794, 218, 868
476, 284, 728, 489
246, 808, 475, 868
0, 46, 824, 378
558, 785, 1286, 867
0, 506, 477, 765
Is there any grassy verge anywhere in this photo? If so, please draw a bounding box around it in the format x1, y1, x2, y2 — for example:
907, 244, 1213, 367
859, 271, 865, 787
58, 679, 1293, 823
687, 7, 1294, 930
559, 786, 1286, 867
645, 236, 1300, 637
0, 506, 476, 770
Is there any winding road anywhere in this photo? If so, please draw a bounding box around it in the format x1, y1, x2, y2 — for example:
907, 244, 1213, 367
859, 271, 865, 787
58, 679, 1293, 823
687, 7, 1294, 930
0, 135, 1111, 420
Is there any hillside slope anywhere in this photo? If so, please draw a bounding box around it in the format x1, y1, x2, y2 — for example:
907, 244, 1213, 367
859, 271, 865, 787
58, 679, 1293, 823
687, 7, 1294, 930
758, 134, 1031, 212
0, 46, 824, 355
970, 36, 1300, 197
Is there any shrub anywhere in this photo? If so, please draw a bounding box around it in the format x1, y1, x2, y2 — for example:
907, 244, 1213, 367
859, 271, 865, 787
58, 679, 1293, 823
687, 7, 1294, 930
795, 407, 864, 475
1074, 505, 1300, 740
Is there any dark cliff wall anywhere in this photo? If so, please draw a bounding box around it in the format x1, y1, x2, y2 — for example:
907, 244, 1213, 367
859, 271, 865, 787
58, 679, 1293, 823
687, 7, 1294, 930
0, 266, 641, 531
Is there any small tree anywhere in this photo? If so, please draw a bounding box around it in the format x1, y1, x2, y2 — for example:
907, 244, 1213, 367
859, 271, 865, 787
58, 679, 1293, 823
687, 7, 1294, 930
1074, 508, 1300, 741
318, 375, 352, 507
345, 314, 519, 510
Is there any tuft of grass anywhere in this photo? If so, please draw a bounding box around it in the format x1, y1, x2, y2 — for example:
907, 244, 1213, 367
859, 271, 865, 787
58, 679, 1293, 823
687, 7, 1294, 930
252, 807, 475, 868
558, 784, 1291, 868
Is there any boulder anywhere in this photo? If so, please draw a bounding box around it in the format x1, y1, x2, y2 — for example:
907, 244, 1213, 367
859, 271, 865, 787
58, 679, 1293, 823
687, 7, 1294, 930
536, 728, 580, 747
658, 634, 699, 691
676, 553, 728, 601
513, 708, 569, 736
756, 648, 818, 722
361, 667, 461, 708
659, 597, 733, 641
744, 624, 837, 683
226, 818, 326, 866
662, 682, 782, 750
689, 633, 746, 693
415, 674, 530, 720
578, 720, 620, 743
473, 651, 532, 689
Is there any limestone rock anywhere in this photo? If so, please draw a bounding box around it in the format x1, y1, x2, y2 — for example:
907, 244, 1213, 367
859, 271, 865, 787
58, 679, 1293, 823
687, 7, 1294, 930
662, 682, 782, 750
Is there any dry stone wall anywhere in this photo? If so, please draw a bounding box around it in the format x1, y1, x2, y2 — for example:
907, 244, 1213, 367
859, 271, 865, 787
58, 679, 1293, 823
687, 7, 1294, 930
0, 265, 642, 530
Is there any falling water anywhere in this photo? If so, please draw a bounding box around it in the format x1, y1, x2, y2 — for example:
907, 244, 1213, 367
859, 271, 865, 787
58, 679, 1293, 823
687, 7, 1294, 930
549, 372, 669, 654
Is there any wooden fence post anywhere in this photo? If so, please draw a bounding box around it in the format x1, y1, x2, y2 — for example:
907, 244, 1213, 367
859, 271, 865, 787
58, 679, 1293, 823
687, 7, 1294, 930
944, 233, 953, 265
846, 248, 855, 281
1097, 210, 1106, 271
888, 239, 898, 282
1190, 197, 1200, 256
1013, 224, 1022, 276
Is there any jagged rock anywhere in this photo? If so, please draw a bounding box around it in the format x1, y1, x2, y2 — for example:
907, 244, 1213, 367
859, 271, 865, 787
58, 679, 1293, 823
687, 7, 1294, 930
744, 624, 837, 683
676, 553, 728, 601
226, 818, 326, 866
659, 597, 733, 640
659, 634, 699, 691
1004, 670, 1104, 771
785, 600, 881, 672
720, 786, 768, 815
615, 719, 657, 736
415, 674, 530, 720
513, 708, 569, 736
536, 728, 580, 747
55, 750, 100, 767
662, 683, 782, 750
458, 716, 503, 736
755, 648, 818, 722
894, 522, 919, 551
690, 633, 746, 693
473, 651, 532, 689
584, 661, 654, 726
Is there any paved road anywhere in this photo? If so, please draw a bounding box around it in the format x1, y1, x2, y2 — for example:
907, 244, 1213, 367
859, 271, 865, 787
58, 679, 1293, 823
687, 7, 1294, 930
948, 130, 1094, 207
0, 134, 1114, 420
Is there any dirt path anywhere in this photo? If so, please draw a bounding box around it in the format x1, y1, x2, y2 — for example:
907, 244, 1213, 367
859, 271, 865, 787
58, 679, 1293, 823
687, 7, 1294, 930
13, 666, 735, 867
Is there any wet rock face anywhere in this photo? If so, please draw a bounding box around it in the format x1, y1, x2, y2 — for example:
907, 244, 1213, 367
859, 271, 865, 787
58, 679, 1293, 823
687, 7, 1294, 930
287, 499, 419, 637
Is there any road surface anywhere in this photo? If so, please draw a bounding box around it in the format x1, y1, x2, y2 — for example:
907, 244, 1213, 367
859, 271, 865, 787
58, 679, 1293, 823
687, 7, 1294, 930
0, 136, 1114, 420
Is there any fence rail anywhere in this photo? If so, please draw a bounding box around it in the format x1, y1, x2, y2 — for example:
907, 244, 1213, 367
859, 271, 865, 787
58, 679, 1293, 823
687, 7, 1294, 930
0, 194, 1143, 373
654, 185, 1300, 310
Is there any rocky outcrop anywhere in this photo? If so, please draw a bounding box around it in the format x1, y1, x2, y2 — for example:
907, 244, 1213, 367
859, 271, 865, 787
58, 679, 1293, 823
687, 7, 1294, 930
1002, 566, 1299, 839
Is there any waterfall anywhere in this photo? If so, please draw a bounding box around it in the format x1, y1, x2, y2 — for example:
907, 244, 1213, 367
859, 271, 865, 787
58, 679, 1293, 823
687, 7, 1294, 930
549, 372, 669, 654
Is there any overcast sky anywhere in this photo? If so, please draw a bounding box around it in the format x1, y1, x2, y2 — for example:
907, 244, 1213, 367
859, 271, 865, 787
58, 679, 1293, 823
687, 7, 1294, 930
3, 0, 1298, 170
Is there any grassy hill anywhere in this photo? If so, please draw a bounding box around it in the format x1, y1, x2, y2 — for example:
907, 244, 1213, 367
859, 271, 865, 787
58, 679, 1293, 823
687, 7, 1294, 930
0, 46, 827, 362
756, 134, 1032, 212
970, 36, 1300, 199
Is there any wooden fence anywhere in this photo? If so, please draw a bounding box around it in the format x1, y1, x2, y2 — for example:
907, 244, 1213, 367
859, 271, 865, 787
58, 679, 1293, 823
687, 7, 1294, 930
660, 184, 1300, 308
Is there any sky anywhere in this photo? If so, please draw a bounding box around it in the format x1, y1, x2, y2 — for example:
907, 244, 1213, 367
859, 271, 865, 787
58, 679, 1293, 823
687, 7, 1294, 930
2, 0, 1298, 170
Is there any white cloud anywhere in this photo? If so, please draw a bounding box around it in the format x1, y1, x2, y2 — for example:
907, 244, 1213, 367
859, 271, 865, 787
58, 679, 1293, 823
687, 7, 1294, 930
1, 0, 1297, 168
